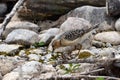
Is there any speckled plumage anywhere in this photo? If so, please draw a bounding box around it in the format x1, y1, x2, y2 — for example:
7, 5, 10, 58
60, 25, 98, 41
51, 24, 99, 50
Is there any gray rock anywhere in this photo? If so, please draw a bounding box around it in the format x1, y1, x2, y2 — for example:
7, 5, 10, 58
94, 31, 120, 45
28, 54, 40, 61
67, 6, 116, 31
115, 18, 120, 31
5, 29, 39, 45
0, 3, 7, 17
0, 59, 15, 75
12, 62, 55, 80
3, 21, 41, 38
92, 40, 106, 48
59, 17, 92, 32
3, 72, 19, 80
25, 48, 46, 55
38, 20, 58, 30
90, 47, 117, 58
19, 50, 27, 57
39, 28, 59, 45
37, 64, 56, 79
19, 61, 42, 74
13, 61, 42, 79
0, 44, 22, 56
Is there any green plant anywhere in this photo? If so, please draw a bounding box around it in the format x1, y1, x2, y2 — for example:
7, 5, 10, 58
33, 42, 46, 47
96, 77, 104, 80
59, 63, 80, 74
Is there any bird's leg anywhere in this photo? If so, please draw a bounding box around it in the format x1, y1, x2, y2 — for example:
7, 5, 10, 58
75, 44, 82, 54
60, 52, 68, 60
78, 49, 81, 55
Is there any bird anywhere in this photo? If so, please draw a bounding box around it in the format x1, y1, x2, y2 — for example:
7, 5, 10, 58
50, 24, 99, 53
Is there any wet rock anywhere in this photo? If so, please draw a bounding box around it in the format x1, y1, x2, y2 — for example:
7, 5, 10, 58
3, 21, 41, 38
5, 29, 39, 45
94, 31, 120, 45
0, 44, 22, 56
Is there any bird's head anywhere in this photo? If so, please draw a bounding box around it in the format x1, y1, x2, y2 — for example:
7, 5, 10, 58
49, 32, 64, 53
52, 39, 61, 51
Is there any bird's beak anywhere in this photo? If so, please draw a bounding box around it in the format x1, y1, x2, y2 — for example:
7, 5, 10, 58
52, 48, 55, 53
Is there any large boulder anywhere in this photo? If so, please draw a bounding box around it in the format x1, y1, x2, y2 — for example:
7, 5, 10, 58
2, 21, 41, 38
59, 17, 92, 32
18, 0, 106, 20
5, 29, 39, 45
66, 6, 116, 31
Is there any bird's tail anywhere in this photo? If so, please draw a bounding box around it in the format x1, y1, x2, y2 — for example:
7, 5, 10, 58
91, 23, 100, 30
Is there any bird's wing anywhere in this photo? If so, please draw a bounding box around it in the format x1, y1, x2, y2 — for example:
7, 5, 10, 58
63, 29, 85, 41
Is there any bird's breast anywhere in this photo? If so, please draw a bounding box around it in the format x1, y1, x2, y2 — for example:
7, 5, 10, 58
61, 38, 80, 46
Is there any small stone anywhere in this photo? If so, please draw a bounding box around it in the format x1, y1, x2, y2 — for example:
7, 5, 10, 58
92, 40, 106, 48
28, 54, 40, 61
19, 50, 27, 57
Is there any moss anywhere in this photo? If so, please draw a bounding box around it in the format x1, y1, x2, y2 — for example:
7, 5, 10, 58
24, 48, 34, 55
0, 52, 8, 55
0, 52, 16, 56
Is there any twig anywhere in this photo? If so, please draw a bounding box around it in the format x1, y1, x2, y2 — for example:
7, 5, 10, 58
80, 68, 105, 75
0, 0, 27, 39
50, 75, 120, 80
53, 58, 117, 66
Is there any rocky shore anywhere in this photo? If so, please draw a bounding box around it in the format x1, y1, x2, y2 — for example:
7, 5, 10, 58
0, 0, 120, 80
